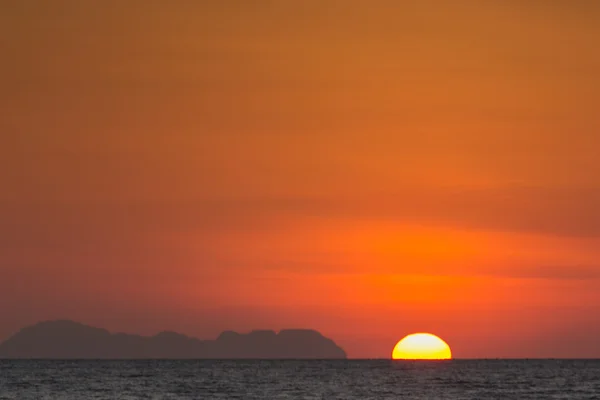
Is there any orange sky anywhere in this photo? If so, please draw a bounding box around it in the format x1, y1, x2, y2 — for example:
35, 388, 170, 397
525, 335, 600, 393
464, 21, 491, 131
1, 0, 600, 358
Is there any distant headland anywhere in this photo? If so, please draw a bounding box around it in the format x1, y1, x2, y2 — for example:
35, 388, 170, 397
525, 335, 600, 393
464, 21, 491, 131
0, 320, 347, 359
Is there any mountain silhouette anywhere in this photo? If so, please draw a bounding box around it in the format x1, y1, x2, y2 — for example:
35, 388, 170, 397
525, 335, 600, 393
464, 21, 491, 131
0, 320, 347, 359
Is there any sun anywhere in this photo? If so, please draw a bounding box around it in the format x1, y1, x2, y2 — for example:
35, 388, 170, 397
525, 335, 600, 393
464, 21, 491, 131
392, 333, 452, 360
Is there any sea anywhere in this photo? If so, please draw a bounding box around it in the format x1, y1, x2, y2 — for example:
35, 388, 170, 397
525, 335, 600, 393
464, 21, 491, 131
1, 359, 599, 399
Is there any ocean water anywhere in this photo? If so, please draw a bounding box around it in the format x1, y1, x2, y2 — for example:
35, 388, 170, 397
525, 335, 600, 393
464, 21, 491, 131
1, 360, 599, 399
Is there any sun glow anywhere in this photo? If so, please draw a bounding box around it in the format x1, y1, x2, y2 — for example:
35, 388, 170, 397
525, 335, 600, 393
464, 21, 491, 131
392, 333, 452, 360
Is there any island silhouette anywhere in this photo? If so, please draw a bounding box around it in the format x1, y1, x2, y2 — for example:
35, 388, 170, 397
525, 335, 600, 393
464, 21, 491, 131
0, 320, 347, 359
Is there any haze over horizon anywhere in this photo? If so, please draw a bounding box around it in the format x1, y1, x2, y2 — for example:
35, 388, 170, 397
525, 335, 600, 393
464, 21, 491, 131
2, 0, 600, 358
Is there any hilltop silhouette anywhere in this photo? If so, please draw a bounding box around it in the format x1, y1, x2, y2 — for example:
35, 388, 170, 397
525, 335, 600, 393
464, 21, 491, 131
0, 320, 347, 359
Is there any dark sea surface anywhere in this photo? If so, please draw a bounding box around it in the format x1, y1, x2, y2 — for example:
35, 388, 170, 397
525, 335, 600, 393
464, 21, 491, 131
1, 360, 600, 399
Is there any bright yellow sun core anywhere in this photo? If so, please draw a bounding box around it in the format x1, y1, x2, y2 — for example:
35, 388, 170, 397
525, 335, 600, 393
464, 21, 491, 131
392, 333, 452, 360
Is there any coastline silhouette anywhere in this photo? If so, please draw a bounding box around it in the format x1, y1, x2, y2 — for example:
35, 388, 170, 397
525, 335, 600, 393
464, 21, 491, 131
0, 320, 347, 359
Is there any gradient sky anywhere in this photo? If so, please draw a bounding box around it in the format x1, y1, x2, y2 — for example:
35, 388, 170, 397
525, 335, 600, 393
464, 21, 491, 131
2, 0, 600, 358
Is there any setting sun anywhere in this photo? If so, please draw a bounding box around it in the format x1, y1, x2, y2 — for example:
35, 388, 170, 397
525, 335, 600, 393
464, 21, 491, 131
392, 333, 452, 360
